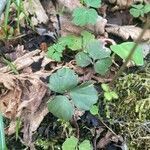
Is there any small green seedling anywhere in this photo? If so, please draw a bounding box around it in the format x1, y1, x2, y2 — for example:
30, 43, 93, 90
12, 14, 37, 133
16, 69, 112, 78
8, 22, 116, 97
101, 84, 118, 101
62, 136, 92, 150
101, 84, 118, 118
47, 31, 112, 75
130, 4, 150, 18
72, 0, 101, 26
47, 67, 98, 121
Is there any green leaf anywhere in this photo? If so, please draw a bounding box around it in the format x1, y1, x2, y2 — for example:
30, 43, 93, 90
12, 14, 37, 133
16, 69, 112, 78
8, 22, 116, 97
81, 31, 95, 49
62, 136, 78, 150
129, 8, 140, 18
132, 4, 144, 9
49, 68, 78, 94
94, 58, 112, 75
75, 52, 92, 67
101, 84, 110, 92
144, 4, 150, 14
70, 82, 98, 110
90, 105, 99, 115
47, 43, 65, 61
0, 113, 6, 150
104, 92, 112, 101
79, 140, 92, 150
72, 7, 98, 26
110, 42, 144, 66
59, 35, 82, 50
84, 0, 101, 8
48, 96, 74, 121
87, 40, 111, 60
110, 91, 118, 99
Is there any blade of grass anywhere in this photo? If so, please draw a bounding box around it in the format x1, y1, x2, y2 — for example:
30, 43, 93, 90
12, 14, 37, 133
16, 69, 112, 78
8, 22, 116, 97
0, 113, 7, 150
2, 57, 19, 75
4, 0, 11, 34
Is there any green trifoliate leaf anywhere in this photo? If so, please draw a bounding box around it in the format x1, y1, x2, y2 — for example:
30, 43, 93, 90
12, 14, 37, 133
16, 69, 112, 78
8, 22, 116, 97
62, 136, 78, 150
94, 58, 112, 75
49, 68, 78, 94
48, 96, 74, 121
75, 52, 92, 67
110, 42, 144, 66
90, 105, 99, 115
79, 140, 92, 150
59, 35, 82, 50
84, 0, 101, 8
72, 7, 98, 26
70, 82, 98, 110
87, 40, 111, 60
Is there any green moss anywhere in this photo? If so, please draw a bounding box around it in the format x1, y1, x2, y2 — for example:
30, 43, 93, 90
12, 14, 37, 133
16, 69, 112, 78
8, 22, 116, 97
113, 66, 150, 149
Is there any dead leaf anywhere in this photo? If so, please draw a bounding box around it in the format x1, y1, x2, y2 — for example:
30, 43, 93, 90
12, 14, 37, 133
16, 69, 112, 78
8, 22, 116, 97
106, 25, 150, 41
0, 49, 42, 73
0, 73, 17, 90
23, 0, 48, 25
58, 0, 82, 12
108, 0, 143, 8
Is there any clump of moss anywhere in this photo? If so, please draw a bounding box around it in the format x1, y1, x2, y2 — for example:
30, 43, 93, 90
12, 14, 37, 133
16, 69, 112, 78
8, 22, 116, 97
113, 66, 150, 149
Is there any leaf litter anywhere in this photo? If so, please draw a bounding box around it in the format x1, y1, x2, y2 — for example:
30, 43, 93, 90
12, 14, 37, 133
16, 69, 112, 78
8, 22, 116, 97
0, 0, 149, 149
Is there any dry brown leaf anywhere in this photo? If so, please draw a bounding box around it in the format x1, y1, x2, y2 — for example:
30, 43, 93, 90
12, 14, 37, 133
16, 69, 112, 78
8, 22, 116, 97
23, 0, 48, 25
58, 0, 82, 12
0, 49, 42, 73
0, 72, 49, 147
0, 73, 17, 90
0, 87, 22, 119
109, 0, 143, 8
106, 25, 150, 41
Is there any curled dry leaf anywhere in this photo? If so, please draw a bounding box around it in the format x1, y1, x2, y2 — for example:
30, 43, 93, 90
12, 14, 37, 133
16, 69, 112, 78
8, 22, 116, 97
106, 25, 150, 41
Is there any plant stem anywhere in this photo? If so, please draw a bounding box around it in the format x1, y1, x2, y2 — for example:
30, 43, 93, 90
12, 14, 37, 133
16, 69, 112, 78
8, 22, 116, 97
4, 0, 11, 34
110, 17, 150, 86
